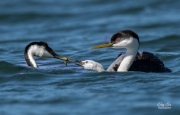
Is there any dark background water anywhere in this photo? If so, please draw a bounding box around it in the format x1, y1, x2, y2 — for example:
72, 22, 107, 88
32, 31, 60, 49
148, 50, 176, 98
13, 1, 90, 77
0, 0, 180, 115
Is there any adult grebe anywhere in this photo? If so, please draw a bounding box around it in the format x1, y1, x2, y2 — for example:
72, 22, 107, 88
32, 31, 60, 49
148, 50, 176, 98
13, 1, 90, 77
77, 30, 171, 72
24, 41, 73, 68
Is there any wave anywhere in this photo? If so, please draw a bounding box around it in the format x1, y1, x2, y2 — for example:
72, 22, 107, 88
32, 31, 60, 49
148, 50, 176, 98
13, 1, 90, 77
0, 12, 74, 23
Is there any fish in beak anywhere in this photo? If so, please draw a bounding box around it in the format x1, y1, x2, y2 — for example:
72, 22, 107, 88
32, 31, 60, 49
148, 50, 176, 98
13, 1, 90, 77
54, 55, 75, 66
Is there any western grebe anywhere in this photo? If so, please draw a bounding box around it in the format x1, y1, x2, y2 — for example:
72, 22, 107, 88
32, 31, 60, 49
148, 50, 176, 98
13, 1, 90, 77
24, 41, 73, 68
77, 30, 171, 72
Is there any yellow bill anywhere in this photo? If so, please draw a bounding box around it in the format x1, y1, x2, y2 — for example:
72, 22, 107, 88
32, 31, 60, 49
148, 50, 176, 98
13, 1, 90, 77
91, 42, 113, 49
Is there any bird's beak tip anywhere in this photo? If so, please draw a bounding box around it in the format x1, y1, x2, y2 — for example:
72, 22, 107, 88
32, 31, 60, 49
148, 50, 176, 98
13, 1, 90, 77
75, 60, 83, 66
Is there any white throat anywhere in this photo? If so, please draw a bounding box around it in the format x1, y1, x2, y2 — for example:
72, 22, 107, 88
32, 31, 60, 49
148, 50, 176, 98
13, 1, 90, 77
117, 38, 139, 72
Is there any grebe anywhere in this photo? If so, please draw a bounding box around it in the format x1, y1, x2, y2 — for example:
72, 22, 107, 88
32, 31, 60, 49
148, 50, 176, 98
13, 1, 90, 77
77, 30, 171, 72
24, 41, 73, 68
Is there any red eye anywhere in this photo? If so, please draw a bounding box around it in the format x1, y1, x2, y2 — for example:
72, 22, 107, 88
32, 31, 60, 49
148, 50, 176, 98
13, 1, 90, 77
115, 38, 119, 43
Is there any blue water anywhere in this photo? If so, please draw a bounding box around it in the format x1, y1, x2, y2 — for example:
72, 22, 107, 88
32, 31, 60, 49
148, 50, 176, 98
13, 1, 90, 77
0, 0, 180, 115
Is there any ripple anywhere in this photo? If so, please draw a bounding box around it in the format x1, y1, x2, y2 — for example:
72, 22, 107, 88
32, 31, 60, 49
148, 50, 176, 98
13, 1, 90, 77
1, 0, 180, 115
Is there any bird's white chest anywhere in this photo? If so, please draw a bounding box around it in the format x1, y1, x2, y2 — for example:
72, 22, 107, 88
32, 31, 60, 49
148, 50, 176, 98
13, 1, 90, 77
117, 49, 137, 72
117, 55, 135, 71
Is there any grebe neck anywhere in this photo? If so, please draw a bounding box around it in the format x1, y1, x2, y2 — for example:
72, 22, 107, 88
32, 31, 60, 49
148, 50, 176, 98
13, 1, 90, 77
117, 39, 139, 72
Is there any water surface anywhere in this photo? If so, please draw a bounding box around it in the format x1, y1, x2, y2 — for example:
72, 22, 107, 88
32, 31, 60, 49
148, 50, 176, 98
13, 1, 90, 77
0, 0, 180, 115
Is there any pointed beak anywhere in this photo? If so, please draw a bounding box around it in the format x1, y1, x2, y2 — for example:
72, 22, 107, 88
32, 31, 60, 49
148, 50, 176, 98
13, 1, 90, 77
54, 55, 75, 66
75, 60, 84, 66
91, 42, 113, 49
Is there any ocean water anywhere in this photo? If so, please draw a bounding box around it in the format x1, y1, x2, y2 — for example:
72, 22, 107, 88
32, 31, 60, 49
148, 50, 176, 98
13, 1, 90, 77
0, 0, 180, 115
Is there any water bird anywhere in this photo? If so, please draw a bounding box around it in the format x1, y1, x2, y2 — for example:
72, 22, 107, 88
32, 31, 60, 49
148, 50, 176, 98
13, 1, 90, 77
77, 30, 171, 72
24, 41, 73, 68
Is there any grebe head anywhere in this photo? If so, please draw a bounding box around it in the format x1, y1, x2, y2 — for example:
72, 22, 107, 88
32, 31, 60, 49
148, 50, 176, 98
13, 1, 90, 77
77, 60, 104, 72
92, 30, 140, 49
24, 41, 73, 68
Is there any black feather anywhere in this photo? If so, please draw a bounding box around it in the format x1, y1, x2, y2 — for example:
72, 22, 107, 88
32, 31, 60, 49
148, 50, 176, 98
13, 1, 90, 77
113, 52, 171, 72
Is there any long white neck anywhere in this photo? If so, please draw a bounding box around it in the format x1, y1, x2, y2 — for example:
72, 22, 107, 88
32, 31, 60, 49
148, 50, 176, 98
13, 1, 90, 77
26, 45, 41, 68
26, 45, 54, 68
117, 38, 139, 72
27, 52, 38, 68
